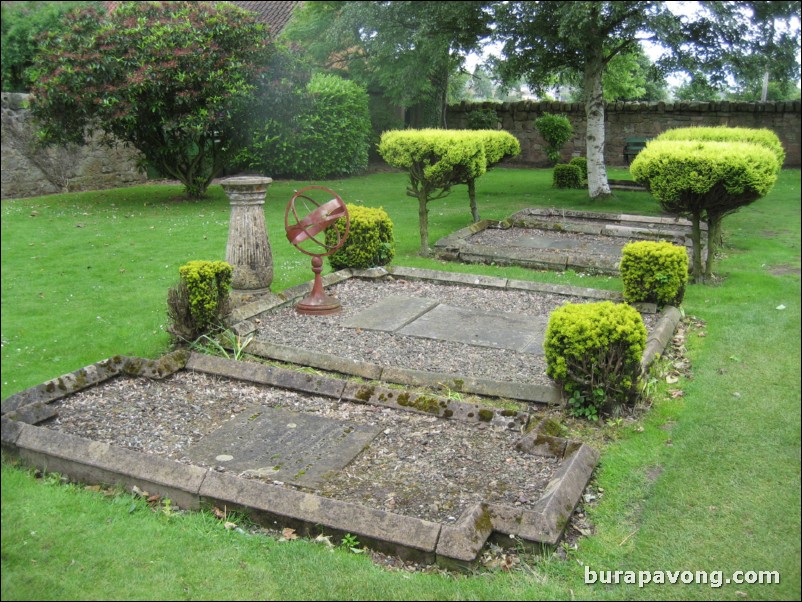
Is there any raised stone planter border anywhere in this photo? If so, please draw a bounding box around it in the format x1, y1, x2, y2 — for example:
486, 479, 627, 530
433, 209, 705, 275
227, 266, 680, 405
2, 352, 597, 566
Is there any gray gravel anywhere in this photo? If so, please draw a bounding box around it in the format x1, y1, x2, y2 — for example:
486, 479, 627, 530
254, 277, 658, 387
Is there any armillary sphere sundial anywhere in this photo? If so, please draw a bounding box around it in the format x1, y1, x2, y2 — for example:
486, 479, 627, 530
284, 186, 350, 315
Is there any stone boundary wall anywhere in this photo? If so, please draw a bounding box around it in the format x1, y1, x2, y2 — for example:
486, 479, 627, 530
1, 92, 147, 200
447, 99, 802, 168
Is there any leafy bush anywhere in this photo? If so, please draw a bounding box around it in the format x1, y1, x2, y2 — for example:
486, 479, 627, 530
1, 1, 99, 92
238, 73, 370, 179
168, 261, 232, 341
534, 112, 573, 164
545, 302, 647, 417
326, 204, 395, 270
569, 156, 588, 181
621, 241, 689, 306
466, 108, 499, 130
552, 163, 583, 188
29, 1, 272, 199
631, 139, 779, 282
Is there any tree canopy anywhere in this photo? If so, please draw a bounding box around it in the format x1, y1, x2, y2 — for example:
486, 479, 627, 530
492, 1, 800, 199
29, 1, 272, 199
283, 1, 491, 127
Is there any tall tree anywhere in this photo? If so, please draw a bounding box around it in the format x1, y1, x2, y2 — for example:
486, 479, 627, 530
283, 1, 491, 127
29, 1, 272, 199
492, 1, 799, 200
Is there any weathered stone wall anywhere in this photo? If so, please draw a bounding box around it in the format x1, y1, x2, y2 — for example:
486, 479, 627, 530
447, 99, 802, 168
1, 93, 147, 200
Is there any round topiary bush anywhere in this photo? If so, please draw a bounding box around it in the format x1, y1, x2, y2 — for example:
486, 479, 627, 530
569, 156, 588, 181
535, 112, 573, 164
621, 241, 689, 306
326, 204, 394, 270
545, 301, 647, 418
553, 163, 583, 189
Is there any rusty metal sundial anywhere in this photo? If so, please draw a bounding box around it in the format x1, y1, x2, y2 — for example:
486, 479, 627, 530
284, 186, 350, 315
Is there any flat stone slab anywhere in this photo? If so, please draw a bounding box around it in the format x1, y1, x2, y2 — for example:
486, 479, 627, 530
340, 295, 438, 331
344, 296, 546, 354
185, 405, 381, 488
398, 303, 547, 354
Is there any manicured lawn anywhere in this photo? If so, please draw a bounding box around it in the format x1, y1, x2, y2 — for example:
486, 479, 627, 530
2, 168, 800, 600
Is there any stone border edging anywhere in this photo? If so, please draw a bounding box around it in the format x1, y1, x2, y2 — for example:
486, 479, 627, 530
185, 353, 529, 429
1, 353, 599, 566
228, 266, 679, 404
0, 351, 189, 418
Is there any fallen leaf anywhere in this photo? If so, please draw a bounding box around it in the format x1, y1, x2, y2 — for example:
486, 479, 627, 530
314, 534, 334, 548
735, 592, 748, 598
147, 494, 162, 504
84, 485, 101, 493
132, 485, 148, 498
213, 507, 226, 520
776, 304, 786, 310
224, 521, 238, 530
666, 375, 679, 384
669, 389, 684, 399
281, 528, 298, 541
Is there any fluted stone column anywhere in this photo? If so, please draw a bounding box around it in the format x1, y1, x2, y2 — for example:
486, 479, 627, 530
221, 176, 274, 296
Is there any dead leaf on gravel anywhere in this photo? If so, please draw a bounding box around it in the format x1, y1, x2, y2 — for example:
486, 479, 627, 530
281, 528, 298, 541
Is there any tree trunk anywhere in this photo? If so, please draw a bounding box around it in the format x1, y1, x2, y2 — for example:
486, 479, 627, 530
468, 178, 479, 223
583, 52, 611, 200
691, 210, 704, 284
705, 213, 723, 281
418, 193, 430, 257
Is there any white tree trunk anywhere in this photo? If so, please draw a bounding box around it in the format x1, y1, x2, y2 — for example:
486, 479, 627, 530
584, 56, 611, 200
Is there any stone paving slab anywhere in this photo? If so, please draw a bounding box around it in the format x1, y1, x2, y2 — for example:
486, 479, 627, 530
340, 295, 438, 331
185, 405, 381, 488
397, 303, 546, 355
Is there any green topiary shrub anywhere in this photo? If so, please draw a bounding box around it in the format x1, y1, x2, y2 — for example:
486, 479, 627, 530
569, 156, 588, 181
534, 112, 573, 164
168, 260, 232, 340
631, 138, 779, 282
466, 108, 499, 130
655, 126, 785, 171
553, 163, 583, 188
545, 302, 647, 419
326, 204, 395, 270
237, 73, 371, 179
620, 241, 689, 306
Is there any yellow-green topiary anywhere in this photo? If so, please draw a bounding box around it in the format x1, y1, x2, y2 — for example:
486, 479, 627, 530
177, 260, 232, 334
327, 204, 394, 270
545, 302, 647, 418
620, 241, 689, 306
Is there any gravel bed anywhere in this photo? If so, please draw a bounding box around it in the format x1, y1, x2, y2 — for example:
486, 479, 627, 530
469, 226, 625, 248
254, 277, 659, 387
46, 370, 559, 524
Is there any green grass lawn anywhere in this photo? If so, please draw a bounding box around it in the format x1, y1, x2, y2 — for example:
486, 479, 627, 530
2, 167, 800, 600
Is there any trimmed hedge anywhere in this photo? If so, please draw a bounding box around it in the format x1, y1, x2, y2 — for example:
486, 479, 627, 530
553, 163, 583, 188
631, 139, 779, 282
326, 204, 394, 270
655, 126, 785, 171
237, 73, 370, 179
569, 156, 588, 181
545, 301, 647, 417
621, 241, 689, 306
168, 260, 232, 340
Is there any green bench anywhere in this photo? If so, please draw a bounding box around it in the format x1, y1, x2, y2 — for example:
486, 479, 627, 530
624, 137, 650, 164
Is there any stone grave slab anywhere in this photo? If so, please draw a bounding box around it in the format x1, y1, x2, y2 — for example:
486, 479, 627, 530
185, 405, 381, 487
340, 295, 438, 331
344, 296, 546, 354
397, 303, 546, 354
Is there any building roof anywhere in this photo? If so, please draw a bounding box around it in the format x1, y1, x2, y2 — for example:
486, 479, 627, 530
230, 1, 301, 36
